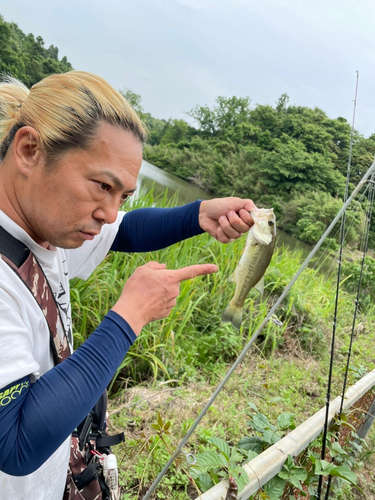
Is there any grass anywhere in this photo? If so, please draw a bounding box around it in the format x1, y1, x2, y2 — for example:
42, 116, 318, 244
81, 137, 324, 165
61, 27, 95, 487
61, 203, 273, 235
69, 189, 375, 499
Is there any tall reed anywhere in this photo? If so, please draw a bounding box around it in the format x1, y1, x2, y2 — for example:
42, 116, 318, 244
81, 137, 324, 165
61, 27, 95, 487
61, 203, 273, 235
70, 188, 367, 396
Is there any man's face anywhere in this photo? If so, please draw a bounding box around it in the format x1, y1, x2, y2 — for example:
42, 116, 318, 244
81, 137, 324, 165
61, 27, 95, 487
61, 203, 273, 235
22, 123, 143, 249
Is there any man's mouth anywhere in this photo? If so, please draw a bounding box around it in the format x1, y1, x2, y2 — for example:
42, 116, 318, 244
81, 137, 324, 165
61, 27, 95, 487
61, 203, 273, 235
79, 230, 99, 241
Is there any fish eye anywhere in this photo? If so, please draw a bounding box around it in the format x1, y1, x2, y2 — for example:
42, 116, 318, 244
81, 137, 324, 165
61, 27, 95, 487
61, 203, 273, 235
268, 220, 274, 226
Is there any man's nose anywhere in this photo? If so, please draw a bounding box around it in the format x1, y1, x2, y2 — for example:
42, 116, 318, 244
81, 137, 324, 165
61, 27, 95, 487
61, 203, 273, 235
92, 199, 119, 225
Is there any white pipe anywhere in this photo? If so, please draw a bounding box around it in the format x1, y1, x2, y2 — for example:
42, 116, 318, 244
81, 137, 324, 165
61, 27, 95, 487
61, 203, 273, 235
196, 369, 375, 500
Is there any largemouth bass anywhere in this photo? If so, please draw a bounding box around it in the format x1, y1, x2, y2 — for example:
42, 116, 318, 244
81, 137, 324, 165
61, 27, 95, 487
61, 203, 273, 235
221, 208, 276, 329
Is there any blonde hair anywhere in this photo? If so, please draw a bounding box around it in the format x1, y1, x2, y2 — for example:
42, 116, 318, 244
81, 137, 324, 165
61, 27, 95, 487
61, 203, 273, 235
0, 71, 147, 163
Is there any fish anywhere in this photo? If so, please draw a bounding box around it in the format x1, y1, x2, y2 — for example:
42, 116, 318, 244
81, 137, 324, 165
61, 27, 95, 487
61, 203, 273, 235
221, 208, 276, 329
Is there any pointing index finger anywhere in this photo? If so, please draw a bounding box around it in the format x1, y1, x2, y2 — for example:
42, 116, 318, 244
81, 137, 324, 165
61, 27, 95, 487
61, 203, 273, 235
172, 264, 218, 282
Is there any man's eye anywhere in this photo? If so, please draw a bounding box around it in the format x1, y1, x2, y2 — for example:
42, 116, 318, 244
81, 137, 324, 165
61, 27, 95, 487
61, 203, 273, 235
121, 194, 129, 202
100, 183, 111, 192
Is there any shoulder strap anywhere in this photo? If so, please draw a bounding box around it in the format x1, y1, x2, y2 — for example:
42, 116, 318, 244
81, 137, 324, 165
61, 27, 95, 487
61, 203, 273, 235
0, 225, 29, 267
0, 225, 71, 365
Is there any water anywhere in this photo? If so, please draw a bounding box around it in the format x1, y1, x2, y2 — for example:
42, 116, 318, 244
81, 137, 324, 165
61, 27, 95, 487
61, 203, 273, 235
137, 160, 335, 273
137, 160, 210, 205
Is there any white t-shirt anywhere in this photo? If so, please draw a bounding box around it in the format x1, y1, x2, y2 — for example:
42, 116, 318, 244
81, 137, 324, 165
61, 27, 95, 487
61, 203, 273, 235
0, 209, 125, 500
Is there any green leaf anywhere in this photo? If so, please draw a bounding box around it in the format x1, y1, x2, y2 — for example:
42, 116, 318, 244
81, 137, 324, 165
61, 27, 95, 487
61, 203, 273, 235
247, 402, 259, 413
329, 441, 348, 458
229, 447, 245, 464
194, 472, 214, 492
330, 466, 357, 485
289, 478, 304, 490
278, 467, 306, 483
339, 420, 356, 432
208, 437, 230, 461
233, 467, 250, 492
268, 397, 284, 405
243, 450, 259, 463
351, 432, 367, 445
282, 455, 295, 470
276, 412, 295, 430
251, 413, 273, 432
278, 457, 307, 492
193, 451, 228, 472
238, 436, 264, 453
263, 476, 287, 499
308, 485, 317, 496
350, 440, 363, 452
263, 429, 281, 444
314, 459, 335, 476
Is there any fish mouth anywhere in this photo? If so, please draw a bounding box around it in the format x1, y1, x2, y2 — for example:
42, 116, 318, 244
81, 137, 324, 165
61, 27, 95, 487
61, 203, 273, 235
250, 208, 274, 216
250, 208, 275, 222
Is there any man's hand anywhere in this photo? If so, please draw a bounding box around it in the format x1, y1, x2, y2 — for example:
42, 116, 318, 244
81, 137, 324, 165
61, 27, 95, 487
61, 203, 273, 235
112, 261, 218, 336
199, 197, 258, 243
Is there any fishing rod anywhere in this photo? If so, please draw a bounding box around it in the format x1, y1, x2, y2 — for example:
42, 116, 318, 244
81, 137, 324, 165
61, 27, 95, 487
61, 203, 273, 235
323, 174, 375, 500
142, 157, 375, 500
312, 70, 359, 279
317, 70, 359, 500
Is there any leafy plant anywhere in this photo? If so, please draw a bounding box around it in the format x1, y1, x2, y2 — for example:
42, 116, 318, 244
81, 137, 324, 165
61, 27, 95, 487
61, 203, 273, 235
239, 402, 296, 451
190, 436, 250, 493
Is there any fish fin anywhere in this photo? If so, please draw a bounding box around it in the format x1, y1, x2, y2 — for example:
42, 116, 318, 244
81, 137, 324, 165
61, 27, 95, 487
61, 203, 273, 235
228, 270, 237, 283
254, 277, 265, 295
221, 302, 243, 329
253, 229, 273, 245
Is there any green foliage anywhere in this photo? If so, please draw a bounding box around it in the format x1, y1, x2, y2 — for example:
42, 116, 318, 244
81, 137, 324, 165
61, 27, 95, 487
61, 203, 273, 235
238, 402, 296, 452
238, 404, 362, 499
188, 95, 252, 138
341, 255, 375, 310
280, 190, 365, 246
118, 411, 194, 499
190, 436, 249, 493
119, 88, 168, 145
0, 14, 73, 86
70, 190, 363, 396
159, 119, 194, 145
142, 89, 375, 247
278, 455, 307, 490
119, 88, 144, 115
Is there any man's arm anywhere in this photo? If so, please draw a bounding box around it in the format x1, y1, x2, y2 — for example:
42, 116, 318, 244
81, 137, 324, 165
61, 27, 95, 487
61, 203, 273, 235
111, 197, 257, 253
0, 260, 217, 476
111, 200, 204, 252
0, 311, 136, 476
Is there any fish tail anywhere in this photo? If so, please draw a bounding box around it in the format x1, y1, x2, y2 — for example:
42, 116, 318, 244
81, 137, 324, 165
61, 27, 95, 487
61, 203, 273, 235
221, 302, 243, 330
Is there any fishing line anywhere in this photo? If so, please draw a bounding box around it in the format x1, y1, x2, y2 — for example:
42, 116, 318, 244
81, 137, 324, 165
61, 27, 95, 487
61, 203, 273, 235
314, 187, 370, 277
317, 71, 359, 500
324, 171, 375, 500
306, 185, 370, 275
316, 205, 346, 499
142, 158, 375, 500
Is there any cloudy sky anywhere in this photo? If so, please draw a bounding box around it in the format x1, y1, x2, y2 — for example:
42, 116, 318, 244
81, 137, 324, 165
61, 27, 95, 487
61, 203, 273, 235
2, 0, 375, 136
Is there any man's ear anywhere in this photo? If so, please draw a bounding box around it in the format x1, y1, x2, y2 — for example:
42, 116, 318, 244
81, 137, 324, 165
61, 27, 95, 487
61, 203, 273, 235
12, 126, 43, 177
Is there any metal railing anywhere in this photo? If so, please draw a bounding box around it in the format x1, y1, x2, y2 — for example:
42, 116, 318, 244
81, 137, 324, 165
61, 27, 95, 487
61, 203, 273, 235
196, 369, 375, 500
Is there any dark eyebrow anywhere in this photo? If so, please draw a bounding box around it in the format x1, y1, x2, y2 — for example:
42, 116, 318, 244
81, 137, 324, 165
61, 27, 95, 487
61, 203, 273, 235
97, 170, 136, 194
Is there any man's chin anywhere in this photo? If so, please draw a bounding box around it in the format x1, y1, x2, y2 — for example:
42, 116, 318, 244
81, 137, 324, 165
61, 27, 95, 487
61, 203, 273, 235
47, 236, 86, 250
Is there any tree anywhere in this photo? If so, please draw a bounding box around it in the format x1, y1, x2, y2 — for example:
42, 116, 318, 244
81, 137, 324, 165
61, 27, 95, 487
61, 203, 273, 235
119, 88, 144, 115
188, 96, 252, 138
0, 15, 73, 86
159, 119, 189, 145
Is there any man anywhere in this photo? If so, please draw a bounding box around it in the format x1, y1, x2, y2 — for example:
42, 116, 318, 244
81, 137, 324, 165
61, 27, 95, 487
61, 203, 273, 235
0, 71, 256, 499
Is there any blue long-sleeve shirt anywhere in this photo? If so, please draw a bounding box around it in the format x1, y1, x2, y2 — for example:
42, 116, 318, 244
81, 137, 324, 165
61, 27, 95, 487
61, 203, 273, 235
0, 201, 204, 475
